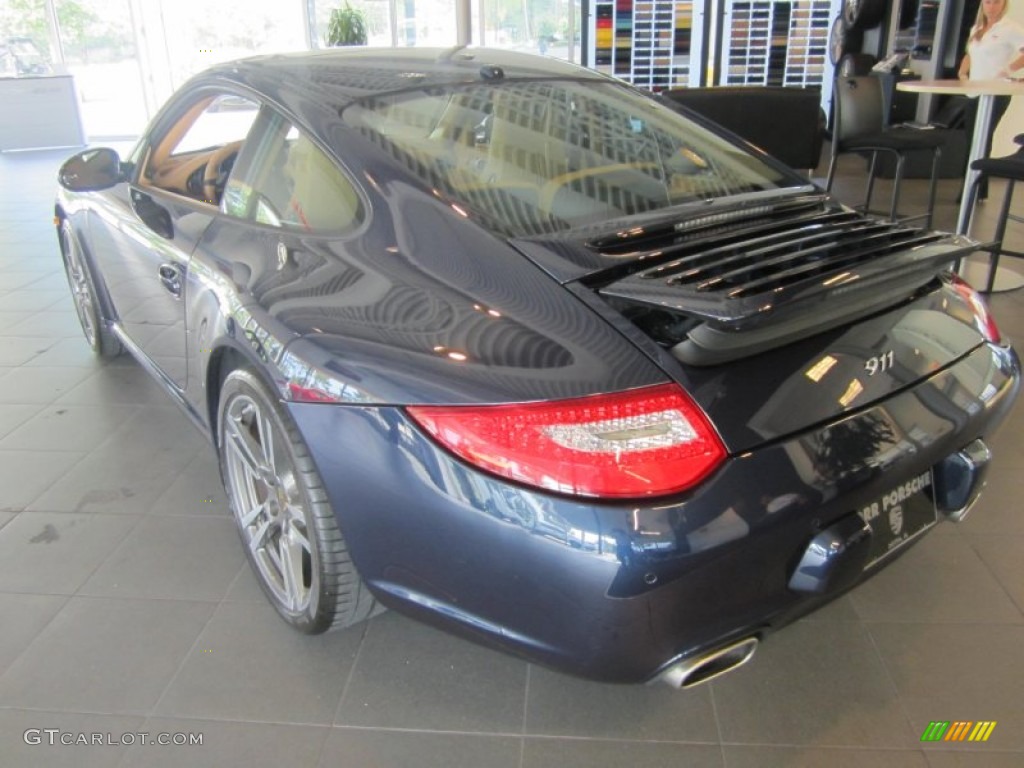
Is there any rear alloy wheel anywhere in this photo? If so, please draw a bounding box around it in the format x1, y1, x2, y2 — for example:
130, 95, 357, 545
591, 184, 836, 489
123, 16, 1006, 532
218, 368, 379, 633
59, 220, 122, 357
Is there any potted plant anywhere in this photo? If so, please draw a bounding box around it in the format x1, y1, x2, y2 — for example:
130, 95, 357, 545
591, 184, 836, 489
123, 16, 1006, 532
326, 3, 368, 47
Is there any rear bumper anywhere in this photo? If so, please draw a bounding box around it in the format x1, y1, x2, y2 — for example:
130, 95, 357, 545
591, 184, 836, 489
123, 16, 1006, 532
290, 342, 1020, 683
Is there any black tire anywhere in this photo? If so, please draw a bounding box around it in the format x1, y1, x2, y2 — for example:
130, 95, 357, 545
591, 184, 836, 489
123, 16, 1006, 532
844, 0, 887, 31
829, 16, 864, 67
217, 367, 379, 633
59, 219, 123, 358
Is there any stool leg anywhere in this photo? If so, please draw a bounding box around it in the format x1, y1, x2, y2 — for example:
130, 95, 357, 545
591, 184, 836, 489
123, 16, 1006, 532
889, 153, 905, 222
986, 180, 1016, 293
925, 147, 941, 230
825, 154, 837, 192
864, 152, 879, 214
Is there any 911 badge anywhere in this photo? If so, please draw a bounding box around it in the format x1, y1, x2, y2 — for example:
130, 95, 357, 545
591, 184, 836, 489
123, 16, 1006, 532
865, 349, 895, 376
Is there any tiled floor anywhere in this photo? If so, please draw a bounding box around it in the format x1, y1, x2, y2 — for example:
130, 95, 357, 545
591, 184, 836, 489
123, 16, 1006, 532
0, 145, 1022, 768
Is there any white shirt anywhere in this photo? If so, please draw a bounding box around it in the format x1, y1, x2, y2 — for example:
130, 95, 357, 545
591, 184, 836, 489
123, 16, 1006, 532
968, 17, 1024, 79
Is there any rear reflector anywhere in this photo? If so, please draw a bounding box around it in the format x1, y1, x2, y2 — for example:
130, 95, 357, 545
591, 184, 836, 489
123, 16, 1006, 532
407, 384, 725, 498
949, 274, 1001, 344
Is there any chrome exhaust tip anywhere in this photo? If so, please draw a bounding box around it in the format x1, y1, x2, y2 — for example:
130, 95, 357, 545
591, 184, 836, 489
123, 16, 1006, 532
654, 637, 759, 689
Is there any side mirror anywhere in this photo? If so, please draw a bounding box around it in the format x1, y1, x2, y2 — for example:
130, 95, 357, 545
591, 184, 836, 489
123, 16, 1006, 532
58, 148, 128, 191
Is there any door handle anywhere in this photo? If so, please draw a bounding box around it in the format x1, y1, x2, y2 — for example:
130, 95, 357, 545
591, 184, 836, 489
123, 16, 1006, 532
158, 263, 182, 297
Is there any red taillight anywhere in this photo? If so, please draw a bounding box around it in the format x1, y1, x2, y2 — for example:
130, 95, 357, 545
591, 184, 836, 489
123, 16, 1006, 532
407, 383, 726, 498
949, 274, 1002, 344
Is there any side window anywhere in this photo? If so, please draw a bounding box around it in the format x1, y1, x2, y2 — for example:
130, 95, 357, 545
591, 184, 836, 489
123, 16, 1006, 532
140, 93, 259, 205
223, 110, 363, 233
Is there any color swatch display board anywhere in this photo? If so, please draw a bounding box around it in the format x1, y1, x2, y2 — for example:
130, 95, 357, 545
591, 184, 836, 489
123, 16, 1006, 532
720, 0, 833, 87
590, 1, 701, 91
587, 0, 839, 99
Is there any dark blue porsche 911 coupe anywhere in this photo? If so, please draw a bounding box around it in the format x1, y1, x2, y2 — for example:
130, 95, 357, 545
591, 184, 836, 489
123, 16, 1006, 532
55, 47, 1020, 687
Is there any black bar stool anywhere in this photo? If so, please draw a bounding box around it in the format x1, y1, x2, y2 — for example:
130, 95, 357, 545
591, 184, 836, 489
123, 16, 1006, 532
826, 76, 944, 228
963, 134, 1024, 293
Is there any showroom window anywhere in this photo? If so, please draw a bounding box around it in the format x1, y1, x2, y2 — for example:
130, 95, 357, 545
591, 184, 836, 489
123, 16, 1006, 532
310, 0, 458, 47
473, 0, 581, 63
223, 109, 364, 233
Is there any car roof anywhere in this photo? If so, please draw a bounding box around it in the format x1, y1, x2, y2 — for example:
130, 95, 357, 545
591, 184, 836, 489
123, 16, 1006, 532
198, 46, 604, 107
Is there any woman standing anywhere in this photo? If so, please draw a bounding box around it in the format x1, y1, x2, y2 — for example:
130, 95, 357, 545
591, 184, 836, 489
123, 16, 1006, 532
957, 0, 1024, 196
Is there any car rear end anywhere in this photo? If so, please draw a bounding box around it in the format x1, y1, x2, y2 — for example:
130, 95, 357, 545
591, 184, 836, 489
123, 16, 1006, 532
289, 56, 1021, 684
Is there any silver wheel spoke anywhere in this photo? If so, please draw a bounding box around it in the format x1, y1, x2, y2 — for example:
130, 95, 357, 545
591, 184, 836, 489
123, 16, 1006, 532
259, 413, 277, 478
238, 498, 268, 528
248, 515, 274, 556
279, 528, 306, 611
225, 410, 267, 476
283, 506, 311, 551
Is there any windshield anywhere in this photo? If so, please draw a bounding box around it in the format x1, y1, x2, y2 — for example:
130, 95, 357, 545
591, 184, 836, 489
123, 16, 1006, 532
343, 79, 797, 237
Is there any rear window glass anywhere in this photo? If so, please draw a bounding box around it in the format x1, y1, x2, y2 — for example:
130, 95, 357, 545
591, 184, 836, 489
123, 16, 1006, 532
342, 80, 794, 237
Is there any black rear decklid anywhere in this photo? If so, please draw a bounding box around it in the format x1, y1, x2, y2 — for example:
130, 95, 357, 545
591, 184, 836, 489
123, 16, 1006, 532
581, 197, 978, 365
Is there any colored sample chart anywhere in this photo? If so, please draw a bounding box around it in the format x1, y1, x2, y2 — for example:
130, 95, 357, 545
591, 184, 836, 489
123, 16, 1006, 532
720, 0, 832, 87
591, 0, 697, 91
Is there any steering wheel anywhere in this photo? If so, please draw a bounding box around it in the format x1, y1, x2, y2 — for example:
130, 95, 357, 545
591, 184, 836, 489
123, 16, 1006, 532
203, 141, 242, 203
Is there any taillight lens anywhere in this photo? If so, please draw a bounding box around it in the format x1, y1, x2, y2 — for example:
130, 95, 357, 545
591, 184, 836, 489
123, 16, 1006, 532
949, 274, 1002, 344
407, 383, 726, 498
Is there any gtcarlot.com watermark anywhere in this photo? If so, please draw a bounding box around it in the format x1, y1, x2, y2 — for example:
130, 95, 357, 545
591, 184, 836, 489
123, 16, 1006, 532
24, 729, 203, 747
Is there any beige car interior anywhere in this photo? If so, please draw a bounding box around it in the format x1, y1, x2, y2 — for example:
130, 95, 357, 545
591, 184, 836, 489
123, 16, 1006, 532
139, 95, 246, 207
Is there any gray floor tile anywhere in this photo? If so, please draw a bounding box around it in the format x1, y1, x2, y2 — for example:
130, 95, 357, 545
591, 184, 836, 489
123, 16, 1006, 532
148, 452, 228, 517
0, 403, 140, 452
79, 516, 243, 601
0, 450, 87, 512
0, 366, 97, 404
0, 288, 69, 312
723, 746, 929, 767
0, 596, 214, 714
320, 729, 521, 768
963, 533, 1024, 614
223, 561, 268, 602
0, 336, 57, 366
2, 308, 87, 338
0, 273, 50, 292
0, 709, 144, 768
524, 739, 723, 768
22, 336, 118, 368
0, 510, 12, 530
27, 408, 203, 514
0, 511, 138, 594
120, 717, 329, 768
524, 664, 717, 741
869, 623, 1024, 750
0, 593, 67, 674
0, 403, 44, 439
15, 273, 74, 292
55, 364, 172, 406
336, 612, 527, 733
710, 621, 913, 747
155, 601, 360, 725
849, 532, 1022, 625
925, 752, 1024, 767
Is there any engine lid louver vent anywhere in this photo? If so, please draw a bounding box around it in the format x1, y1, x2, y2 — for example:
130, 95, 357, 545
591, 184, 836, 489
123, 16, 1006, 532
589, 202, 979, 365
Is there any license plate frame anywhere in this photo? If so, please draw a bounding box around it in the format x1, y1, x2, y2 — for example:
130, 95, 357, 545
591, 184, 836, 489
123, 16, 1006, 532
858, 470, 937, 569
